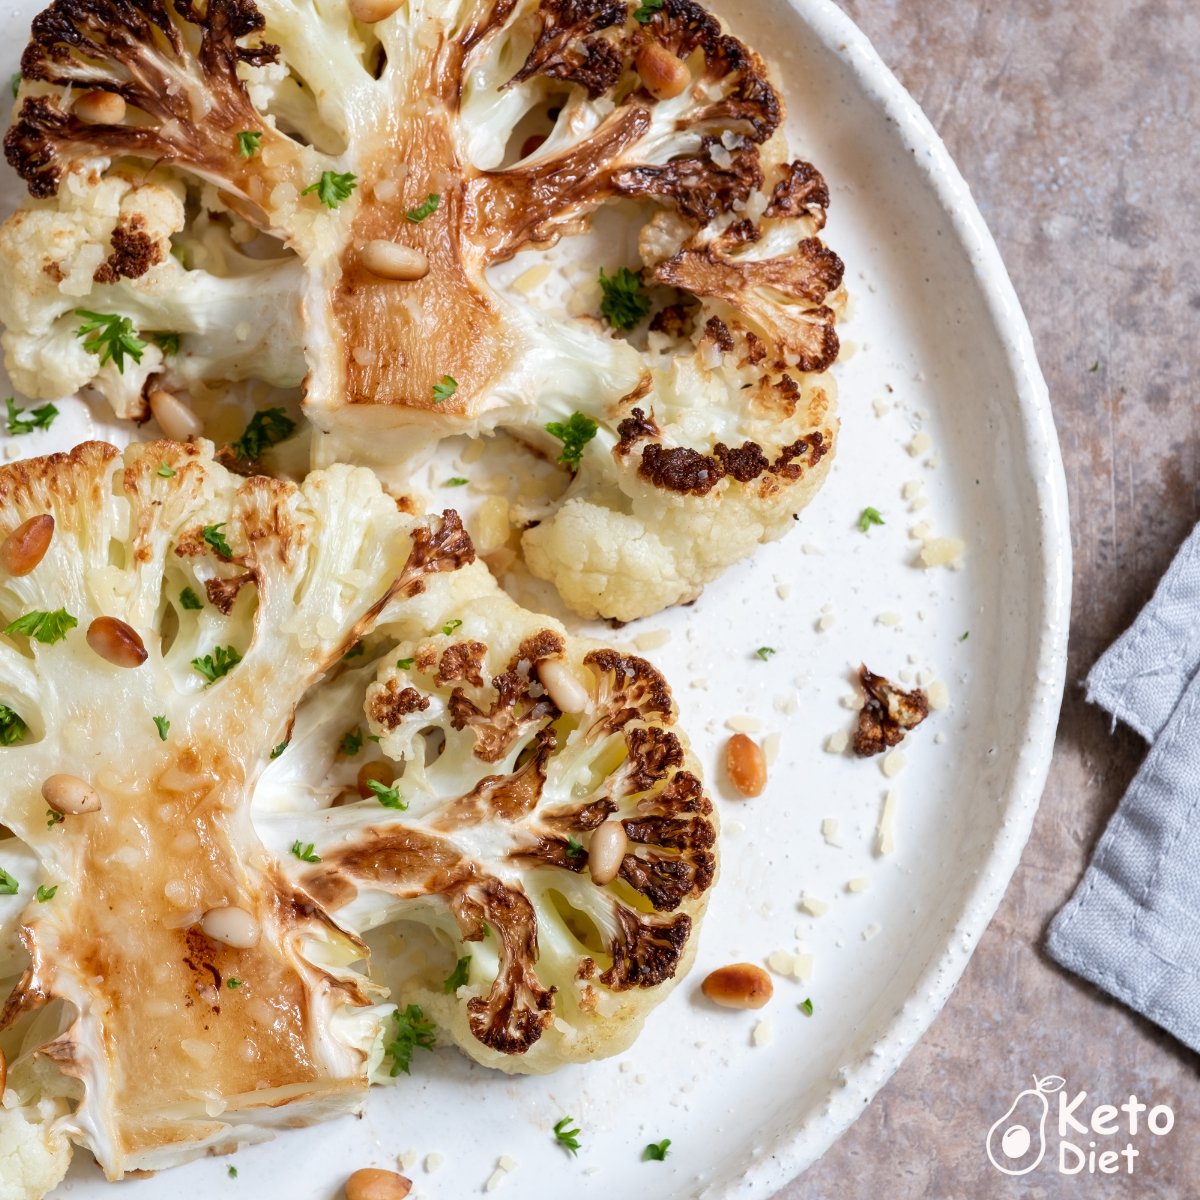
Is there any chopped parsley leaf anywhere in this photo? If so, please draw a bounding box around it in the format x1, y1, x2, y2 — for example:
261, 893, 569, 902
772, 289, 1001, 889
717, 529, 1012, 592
565, 836, 584, 860
443, 955, 471, 993
157, 463, 176, 478
643, 1139, 671, 1161
633, 0, 665, 21
153, 715, 170, 741
959, 631, 970, 642
237, 130, 262, 157
0, 869, 18, 896
227, 978, 242, 989
857, 506, 885, 532
149, 331, 180, 356
191, 644, 242, 684
445, 477, 469, 487
755, 646, 776, 661
301, 170, 357, 209
180, 586, 204, 611
396, 657, 415, 670
386, 1004, 436, 1075
46, 808, 64, 829
545, 412, 598, 473
291, 841, 320, 863
598, 266, 650, 330
36, 884, 57, 903
74, 309, 146, 373
270, 741, 289, 759
343, 641, 365, 660
202, 522, 233, 560
405, 192, 440, 223
441, 619, 463, 636
227, 1165, 238, 1178
9, 72, 19, 99
0, 704, 28, 746
4, 608, 77, 645
800, 997, 814, 1016
368, 778, 407, 810
231, 407, 296, 461
553, 1116, 582, 1156
432, 375, 458, 404
1089, 360, 1100, 373
340, 727, 364, 756
5, 396, 58, 436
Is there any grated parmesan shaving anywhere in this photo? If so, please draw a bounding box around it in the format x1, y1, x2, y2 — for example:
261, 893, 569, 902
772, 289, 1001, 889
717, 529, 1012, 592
876, 790, 897, 855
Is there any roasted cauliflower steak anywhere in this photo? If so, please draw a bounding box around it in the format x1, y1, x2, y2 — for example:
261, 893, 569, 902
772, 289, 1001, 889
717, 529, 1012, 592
0, 439, 717, 1192
2, 0, 844, 621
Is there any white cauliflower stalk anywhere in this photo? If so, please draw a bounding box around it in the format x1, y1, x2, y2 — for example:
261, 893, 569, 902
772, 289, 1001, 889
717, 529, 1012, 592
3, 0, 844, 621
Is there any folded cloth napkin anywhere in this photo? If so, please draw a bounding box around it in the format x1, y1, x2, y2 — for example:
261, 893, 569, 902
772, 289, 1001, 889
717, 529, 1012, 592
1047, 523, 1200, 1051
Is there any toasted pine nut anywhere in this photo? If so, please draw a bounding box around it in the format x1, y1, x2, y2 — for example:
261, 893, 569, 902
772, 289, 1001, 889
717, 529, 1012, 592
1, 515, 54, 577
725, 732, 766, 797
149, 389, 203, 441
636, 42, 690, 100
701, 962, 774, 1009
199, 906, 260, 949
73, 90, 126, 125
587, 820, 627, 886
356, 760, 394, 799
537, 658, 590, 714
348, 0, 404, 22
42, 774, 101, 816
345, 1167, 413, 1200
86, 616, 148, 668
361, 240, 429, 281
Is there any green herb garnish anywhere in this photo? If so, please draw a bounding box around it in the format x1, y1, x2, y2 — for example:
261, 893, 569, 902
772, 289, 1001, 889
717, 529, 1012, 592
367, 778, 407, 810
0, 705, 28, 746
74, 309, 146, 372
0, 869, 18, 896
598, 266, 650, 330
432, 375, 458, 404
553, 1116, 582, 1156
191, 645, 242, 684
5, 397, 58, 435
405, 193, 440, 223
36, 884, 56, 903
153, 715, 170, 741
445, 477, 469, 487
301, 170, 357, 209
180, 586, 204, 611
270, 741, 289, 759
443, 955, 471, 993
149, 331, 180, 356
46, 809, 64, 829
386, 1004, 436, 1075
396, 657, 415, 670
643, 1139, 671, 1161
157, 463, 176, 478
441, 619, 463, 635
230, 407, 296, 461
857, 506, 885, 532
755, 646, 776, 661
565, 836, 584, 860
202, 523, 233, 560
545, 412, 598, 473
236, 130, 262, 157
633, 0, 665, 22
227, 978, 242, 989
4, 608, 77, 645
340, 727, 364, 756
800, 997, 814, 1016
291, 841, 320, 863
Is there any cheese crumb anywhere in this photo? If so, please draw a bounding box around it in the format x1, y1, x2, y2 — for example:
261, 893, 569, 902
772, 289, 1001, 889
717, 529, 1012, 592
816, 613, 836, 632
901, 480, 923, 500
752, 1019, 774, 1047
872, 398, 890, 416
776, 581, 792, 600
909, 495, 930, 512
425, 1153, 444, 1173
876, 790, 897, 855
876, 611, 901, 627
846, 877, 870, 893
802, 543, 824, 555
881, 749, 907, 778
919, 536, 966, 569
398, 1151, 418, 1171
725, 714, 763, 733
800, 893, 828, 916
907, 431, 932, 457
927, 679, 950, 710
821, 817, 842, 847
825, 729, 849, 754
910, 520, 933, 540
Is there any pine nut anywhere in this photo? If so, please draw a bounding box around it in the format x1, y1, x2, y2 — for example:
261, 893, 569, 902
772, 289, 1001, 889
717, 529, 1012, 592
536, 658, 590, 714
42, 774, 101, 816
636, 42, 690, 100
587, 820, 627, 886
199, 906, 260, 949
86, 616, 148, 668
73, 90, 126, 125
149, 389, 203, 441
345, 1168, 413, 1200
356, 760, 394, 799
1, 514, 54, 576
725, 732, 766, 797
701, 962, 774, 1009
361, 240, 429, 281
348, 0, 404, 22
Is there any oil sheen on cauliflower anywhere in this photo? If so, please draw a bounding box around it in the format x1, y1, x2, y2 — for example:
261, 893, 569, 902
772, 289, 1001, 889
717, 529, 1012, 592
0, 438, 717, 1194
3, 0, 844, 622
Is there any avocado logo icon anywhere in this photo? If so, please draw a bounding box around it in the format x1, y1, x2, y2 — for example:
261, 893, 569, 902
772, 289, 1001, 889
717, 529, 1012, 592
986, 1075, 1065, 1176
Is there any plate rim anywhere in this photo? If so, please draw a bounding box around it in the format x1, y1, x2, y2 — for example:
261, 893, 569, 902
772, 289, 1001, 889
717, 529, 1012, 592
727, 1, 1072, 1194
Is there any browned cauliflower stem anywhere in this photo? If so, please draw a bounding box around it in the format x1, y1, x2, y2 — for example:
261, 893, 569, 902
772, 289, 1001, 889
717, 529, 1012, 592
2, 0, 845, 621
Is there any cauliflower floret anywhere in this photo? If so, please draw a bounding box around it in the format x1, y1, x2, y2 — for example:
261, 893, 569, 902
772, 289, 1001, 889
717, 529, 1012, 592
257, 561, 718, 1073
3, 0, 843, 621
0, 1100, 71, 1200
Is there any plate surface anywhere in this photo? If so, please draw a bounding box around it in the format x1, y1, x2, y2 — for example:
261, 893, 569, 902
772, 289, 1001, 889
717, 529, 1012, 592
0, 0, 1069, 1196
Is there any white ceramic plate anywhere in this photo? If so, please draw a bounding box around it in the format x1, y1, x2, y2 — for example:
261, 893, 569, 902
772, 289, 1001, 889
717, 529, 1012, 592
0, 0, 1069, 1196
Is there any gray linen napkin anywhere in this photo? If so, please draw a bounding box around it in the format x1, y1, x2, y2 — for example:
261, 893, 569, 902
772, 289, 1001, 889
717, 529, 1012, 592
1047, 523, 1200, 1052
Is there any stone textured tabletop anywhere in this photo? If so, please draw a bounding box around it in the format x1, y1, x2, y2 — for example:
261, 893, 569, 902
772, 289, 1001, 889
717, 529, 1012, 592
783, 1, 1200, 1196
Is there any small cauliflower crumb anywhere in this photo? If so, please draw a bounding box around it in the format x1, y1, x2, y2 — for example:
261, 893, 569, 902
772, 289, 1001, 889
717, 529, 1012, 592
910, 520, 933, 540
881, 749, 907, 777
872, 398, 890, 416
876, 611, 901, 627
398, 1151, 419, 1171
901, 480, 923, 500
800, 893, 829, 916
919, 536, 966, 569
909, 495, 930, 512
926, 679, 950, 710
907, 431, 932, 457
425, 1153, 444, 1174
862, 922, 882, 941
802, 543, 824, 555
816, 612, 836, 632
846, 877, 870, 894
825, 729, 849, 754
752, 1019, 774, 1047
821, 817, 842, 847
876, 790, 897, 856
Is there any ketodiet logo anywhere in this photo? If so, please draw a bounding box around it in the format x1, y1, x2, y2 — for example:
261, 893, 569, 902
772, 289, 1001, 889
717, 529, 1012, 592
985, 1075, 1175, 1177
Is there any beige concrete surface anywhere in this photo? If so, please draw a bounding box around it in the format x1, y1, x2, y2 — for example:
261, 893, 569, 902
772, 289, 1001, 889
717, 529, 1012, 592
782, 1, 1200, 1196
